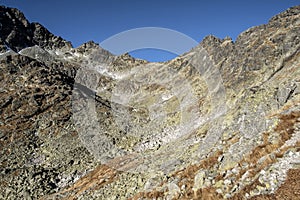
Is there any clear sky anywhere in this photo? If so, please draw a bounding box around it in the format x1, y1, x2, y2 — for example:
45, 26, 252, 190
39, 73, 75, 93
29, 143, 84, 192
1, 0, 299, 61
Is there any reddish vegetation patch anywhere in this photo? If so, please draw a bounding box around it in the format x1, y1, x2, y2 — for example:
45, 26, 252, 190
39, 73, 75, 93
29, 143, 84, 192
43, 111, 300, 200
129, 190, 166, 200
274, 111, 300, 139
250, 169, 300, 200
229, 111, 300, 199
43, 165, 119, 200
131, 111, 300, 199
130, 150, 223, 200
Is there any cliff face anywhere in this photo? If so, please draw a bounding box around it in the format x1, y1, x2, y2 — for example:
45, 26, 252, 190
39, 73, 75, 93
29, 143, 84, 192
0, 5, 300, 200
0, 6, 72, 52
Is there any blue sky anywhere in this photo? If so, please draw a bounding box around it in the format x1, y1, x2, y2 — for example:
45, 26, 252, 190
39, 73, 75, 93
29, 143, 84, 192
1, 1, 299, 61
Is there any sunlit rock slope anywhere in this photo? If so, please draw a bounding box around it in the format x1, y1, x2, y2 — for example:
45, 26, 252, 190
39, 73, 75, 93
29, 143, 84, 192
0, 5, 300, 200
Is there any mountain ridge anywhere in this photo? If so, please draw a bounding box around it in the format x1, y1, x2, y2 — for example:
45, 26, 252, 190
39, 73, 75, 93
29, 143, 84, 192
0, 5, 299, 200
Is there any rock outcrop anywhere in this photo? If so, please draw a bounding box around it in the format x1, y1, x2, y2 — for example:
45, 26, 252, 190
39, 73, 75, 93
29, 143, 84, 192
0, 6, 72, 52
0, 5, 299, 200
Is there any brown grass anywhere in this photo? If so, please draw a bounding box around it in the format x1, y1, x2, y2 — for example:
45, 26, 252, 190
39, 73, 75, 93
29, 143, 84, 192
250, 169, 300, 200
41, 111, 300, 200
229, 111, 300, 199
42, 165, 119, 200
130, 150, 223, 200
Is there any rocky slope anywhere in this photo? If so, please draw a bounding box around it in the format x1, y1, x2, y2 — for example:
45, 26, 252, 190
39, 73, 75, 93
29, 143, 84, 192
0, 5, 300, 200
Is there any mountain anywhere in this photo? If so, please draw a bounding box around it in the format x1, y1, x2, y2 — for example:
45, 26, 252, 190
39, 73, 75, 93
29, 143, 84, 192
0, 5, 299, 200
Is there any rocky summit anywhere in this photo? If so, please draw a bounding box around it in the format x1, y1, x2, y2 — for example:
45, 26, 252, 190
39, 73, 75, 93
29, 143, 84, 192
0, 5, 300, 200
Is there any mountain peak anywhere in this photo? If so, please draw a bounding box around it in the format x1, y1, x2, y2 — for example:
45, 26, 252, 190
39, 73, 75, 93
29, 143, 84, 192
0, 6, 72, 52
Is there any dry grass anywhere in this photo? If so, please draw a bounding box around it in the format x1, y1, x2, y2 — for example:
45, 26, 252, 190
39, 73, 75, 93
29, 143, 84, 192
42, 165, 119, 200
41, 111, 300, 200
130, 150, 223, 200
229, 111, 300, 199
250, 169, 300, 200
